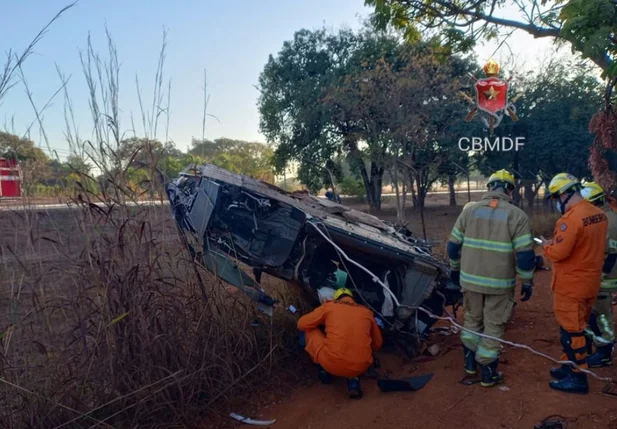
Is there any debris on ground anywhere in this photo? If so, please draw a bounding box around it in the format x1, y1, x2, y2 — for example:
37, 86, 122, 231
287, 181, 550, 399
377, 373, 434, 392
426, 344, 440, 356
602, 381, 617, 397
230, 412, 276, 426
534, 415, 568, 429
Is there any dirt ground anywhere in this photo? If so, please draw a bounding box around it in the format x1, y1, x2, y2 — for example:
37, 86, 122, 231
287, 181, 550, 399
231, 264, 617, 429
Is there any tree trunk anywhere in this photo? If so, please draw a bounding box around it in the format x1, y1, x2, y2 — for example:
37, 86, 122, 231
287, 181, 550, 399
392, 167, 403, 224
401, 177, 407, 218
415, 171, 427, 240
448, 173, 456, 206
369, 162, 383, 211
408, 171, 418, 207
352, 157, 383, 211
524, 182, 534, 208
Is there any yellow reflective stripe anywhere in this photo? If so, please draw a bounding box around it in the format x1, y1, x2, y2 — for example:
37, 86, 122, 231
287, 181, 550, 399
462, 237, 513, 253
460, 271, 516, 288
451, 227, 464, 242
477, 345, 499, 359
513, 233, 533, 250
516, 268, 534, 280
461, 330, 480, 345
601, 278, 617, 288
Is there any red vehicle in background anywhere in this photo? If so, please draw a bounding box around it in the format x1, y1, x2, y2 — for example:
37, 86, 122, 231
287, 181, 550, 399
0, 157, 22, 198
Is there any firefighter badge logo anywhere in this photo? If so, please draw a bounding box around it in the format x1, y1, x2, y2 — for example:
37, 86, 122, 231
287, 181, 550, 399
461, 58, 520, 135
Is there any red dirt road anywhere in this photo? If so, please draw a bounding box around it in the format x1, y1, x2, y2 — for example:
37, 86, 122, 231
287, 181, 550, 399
240, 268, 617, 429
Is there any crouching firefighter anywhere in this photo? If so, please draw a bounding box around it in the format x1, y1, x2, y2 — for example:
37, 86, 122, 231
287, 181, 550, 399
297, 288, 383, 399
581, 182, 617, 367
448, 169, 536, 387
543, 173, 608, 394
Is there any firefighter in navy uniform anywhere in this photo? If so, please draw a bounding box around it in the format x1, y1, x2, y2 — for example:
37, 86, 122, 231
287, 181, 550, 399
448, 169, 536, 387
581, 182, 617, 367
543, 173, 608, 394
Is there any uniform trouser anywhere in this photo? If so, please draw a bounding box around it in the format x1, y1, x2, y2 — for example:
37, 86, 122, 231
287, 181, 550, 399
588, 291, 616, 347
460, 289, 515, 366
554, 292, 596, 371
303, 329, 369, 378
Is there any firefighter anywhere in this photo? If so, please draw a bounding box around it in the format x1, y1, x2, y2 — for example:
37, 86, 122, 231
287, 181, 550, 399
297, 288, 383, 399
581, 182, 617, 367
543, 173, 608, 394
448, 169, 536, 387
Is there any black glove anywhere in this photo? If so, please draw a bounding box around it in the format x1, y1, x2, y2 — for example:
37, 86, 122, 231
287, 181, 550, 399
450, 270, 460, 286
521, 283, 533, 302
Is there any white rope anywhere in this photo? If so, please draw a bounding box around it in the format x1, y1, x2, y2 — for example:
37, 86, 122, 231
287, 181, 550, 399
307, 221, 401, 307
307, 220, 613, 383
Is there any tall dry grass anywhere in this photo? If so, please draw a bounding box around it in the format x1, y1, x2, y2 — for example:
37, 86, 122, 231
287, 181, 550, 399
0, 203, 305, 428
0, 22, 307, 429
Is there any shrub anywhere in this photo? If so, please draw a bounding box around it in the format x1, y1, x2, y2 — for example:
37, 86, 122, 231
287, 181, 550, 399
339, 176, 365, 199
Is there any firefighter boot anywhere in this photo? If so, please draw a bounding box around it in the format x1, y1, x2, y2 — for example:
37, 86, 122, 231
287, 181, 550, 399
318, 366, 332, 384
549, 364, 571, 380
587, 343, 614, 368
463, 346, 477, 375
347, 377, 363, 399
549, 371, 589, 394
480, 360, 504, 387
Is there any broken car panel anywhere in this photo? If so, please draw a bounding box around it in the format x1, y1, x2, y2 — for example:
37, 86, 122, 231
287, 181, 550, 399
167, 163, 461, 352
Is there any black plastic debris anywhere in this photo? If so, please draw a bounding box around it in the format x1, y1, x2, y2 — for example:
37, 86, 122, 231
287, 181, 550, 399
534, 415, 568, 429
377, 373, 434, 392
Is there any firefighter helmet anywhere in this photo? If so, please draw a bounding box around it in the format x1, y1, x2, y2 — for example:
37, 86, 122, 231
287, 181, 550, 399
546, 173, 581, 198
581, 181, 605, 203
333, 288, 353, 300
487, 169, 516, 189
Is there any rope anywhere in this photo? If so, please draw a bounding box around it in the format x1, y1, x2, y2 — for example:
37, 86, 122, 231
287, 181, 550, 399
306, 220, 613, 383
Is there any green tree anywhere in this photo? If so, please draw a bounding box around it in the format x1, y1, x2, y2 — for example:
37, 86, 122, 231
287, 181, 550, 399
473, 58, 603, 205
0, 131, 51, 194
258, 27, 364, 195
258, 25, 471, 210
368, 0, 617, 191
189, 138, 275, 183
366, 0, 616, 78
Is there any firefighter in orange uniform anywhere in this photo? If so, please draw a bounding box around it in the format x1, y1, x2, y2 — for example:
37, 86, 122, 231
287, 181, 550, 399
297, 288, 383, 399
542, 173, 608, 394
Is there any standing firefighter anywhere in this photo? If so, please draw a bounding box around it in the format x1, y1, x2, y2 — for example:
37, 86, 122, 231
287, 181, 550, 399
543, 173, 608, 394
448, 169, 536, 387
581, 182, 617, 367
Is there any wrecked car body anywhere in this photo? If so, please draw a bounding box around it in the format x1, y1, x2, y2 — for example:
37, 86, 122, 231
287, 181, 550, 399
166, 163, 461, 354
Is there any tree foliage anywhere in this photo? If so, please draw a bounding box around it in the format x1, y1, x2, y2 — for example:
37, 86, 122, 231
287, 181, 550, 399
258, 25, 475, 210
471, 58, 603, 205
189, 138, 275, 183
366, 0, 617, 78
0, 133, 276, 197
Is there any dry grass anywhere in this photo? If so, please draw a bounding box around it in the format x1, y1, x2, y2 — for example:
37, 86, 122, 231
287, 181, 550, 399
0, 202, 306, 428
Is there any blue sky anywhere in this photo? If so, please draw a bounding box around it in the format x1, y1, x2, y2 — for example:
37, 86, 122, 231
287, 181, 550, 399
2, 0, 560, 160
2, 0, 372, 157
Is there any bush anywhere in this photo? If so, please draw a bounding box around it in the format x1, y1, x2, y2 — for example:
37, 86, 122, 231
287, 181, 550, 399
339, 176, 365, 199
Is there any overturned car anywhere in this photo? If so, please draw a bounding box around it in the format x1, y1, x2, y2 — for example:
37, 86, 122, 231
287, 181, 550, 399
166, 164, 462, 355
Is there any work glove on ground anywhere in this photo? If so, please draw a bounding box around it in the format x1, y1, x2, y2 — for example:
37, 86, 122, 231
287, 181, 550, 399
521, 282, 533, 302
